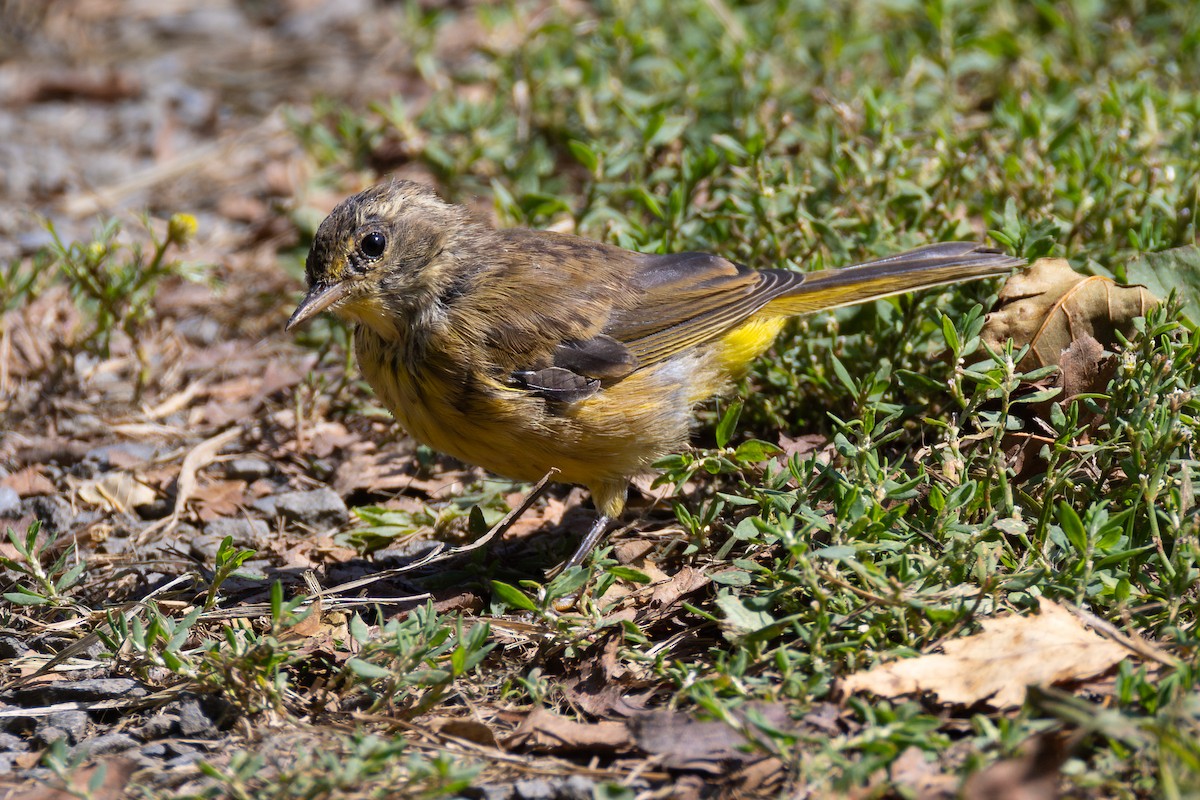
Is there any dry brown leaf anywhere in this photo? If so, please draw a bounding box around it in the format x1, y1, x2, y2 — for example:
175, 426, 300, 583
889, 746, 958, 799
961, 732, 1073, 800
1, 467, 55, 497
981, 258, 1157, 369
642, 565, 712, 617
560, 633, 652, 718
1056, 334, 1115, 401
77, 471, 157, 513
189, 479, 250, 521
6, 757, 136, 800
776, 432, 830, 461
511, 707, 631, 754
630, 703, 792, 773
842, 598, 1131, 708
427, 716, 500, 748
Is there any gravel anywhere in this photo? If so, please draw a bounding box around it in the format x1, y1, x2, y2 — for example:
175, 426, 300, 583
262, 488, 349, 528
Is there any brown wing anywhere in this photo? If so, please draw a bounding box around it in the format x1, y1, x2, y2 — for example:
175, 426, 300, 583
464, 234, 802, 401
603, 252, 805, 367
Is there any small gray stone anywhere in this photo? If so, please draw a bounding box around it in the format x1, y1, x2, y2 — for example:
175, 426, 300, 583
17, 229, 54, 253
0, 732, 27, 752
203, 517, 270, 547
271, 489, 348, 528
165, 750, 205, 769
10, 678, 148, 705
34, 710, 88, 746
76, 733, 139, 757
0, 487, 20, 516
0, 636, 32, 659
188, 532, 224, 562
139, 742, 169, 758
514, 779, 555, 800
20, 496, 76, 533
85, 442, 159, 468
35, 726, 69, 746
135, 711, 179, 740
175, 698, 216, 738
475, 785, 514, 800
226, 458, 272, 481
252, 496, 277, 517
560, 775, 595, 800
175, 316, 221, 346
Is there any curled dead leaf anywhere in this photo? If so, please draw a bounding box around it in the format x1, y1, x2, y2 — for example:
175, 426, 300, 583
77, 471, 157, 513
510, 707, 631, 754
981, 258, 1157, 369
841, 598, 1132, 709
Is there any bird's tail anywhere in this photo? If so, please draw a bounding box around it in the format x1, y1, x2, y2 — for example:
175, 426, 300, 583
764, 242, 1024, 316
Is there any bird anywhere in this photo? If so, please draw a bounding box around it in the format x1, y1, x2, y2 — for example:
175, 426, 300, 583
287, 179, 1023, 570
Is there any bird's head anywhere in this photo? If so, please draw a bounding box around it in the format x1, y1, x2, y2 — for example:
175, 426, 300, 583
287, 179, 473, 337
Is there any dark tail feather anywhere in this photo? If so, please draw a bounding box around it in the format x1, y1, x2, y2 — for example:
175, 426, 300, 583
765, 243, 1024, 316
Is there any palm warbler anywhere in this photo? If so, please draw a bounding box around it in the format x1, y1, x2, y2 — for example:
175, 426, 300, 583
288, 180, 1022, 568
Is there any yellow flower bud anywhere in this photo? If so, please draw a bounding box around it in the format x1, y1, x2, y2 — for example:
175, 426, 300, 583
167, 213, 198, 246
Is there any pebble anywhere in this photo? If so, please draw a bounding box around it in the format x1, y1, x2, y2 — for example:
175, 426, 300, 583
20, 495, 78, 533
135, 711, 178, 740
175, 697, 218, 738
75, 733, 139, 757
513, 779, 555, 800
0, 732, 28, 752
34, 710, 89, 746
269, 488, 349, 528
0, 487, 20, 516
85, 442, 160, 468
202, 517, 271, 547
175, 316, 222, 346
7, 678, 148, 705
165, 750, 206, 769
226, 457, 272, 481
0, 636, 32, 659
139, 742, 169, 758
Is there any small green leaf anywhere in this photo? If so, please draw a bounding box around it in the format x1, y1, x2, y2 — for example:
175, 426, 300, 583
490, 580, 538, 612
711, 569, 752, 586
1059, 502, 1087, 554
716, 592, 776, 635
1125, 245, 1200, 327
468, 505, 489, 536
346, 658, 393, 680
4, 589, 48, 605
606, 566, 651, 584
830, 355, 858, 396
567, 140, 599, 172
715, 399, 743, 449
349, 613, 371, 644
941, 314, 960, 352
734, 439, 781, 463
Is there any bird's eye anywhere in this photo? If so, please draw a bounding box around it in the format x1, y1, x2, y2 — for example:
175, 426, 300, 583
360, 232, 386, 259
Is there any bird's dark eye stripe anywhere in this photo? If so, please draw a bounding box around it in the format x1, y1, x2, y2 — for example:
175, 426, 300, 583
360, 232, 387, 258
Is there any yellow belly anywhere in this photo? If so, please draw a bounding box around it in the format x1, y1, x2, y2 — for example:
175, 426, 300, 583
354, 314, 785, 515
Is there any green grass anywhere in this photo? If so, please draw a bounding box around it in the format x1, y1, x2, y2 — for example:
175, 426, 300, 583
290, 0, 1200, 792
6, 0, 1200, 797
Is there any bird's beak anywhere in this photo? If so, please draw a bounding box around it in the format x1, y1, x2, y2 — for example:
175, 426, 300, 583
286, 281, 350, 331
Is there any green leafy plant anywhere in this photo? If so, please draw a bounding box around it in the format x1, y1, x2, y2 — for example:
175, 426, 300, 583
0, 521, 85, 610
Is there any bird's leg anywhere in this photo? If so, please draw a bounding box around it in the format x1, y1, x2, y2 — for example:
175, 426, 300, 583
562, 513, 613, 571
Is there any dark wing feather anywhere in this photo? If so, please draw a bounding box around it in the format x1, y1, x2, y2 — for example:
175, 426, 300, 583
510, 367, 601, 403
552, 334, 638, 378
